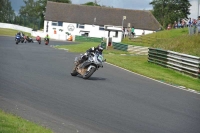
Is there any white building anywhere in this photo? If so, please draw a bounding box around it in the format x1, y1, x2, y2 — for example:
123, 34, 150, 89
44, 1, 161, 42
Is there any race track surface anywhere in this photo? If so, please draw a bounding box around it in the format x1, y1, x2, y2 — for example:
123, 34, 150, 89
0, 36, 200, 133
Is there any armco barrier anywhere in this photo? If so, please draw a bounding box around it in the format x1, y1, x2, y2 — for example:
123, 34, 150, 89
112, 42, 128, 51
0, 23, 32, 33
148, 48, 200, 78
101, 42, 106, 49
75, 35, 103, 42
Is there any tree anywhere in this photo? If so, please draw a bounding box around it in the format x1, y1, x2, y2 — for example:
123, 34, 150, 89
0, 0, 15, 23
48, 0, 71, 3
82, 0, 101, 6
83, 2, 100, 6
150, 0, 191, 29
19, 0, 71, 29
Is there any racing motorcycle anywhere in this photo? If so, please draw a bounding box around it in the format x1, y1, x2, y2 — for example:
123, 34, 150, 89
24, 36, 34, 43
36, 36, 41, 44
71, 51, 105, 79
20, 36, 25, 43
15, 34, 21, 44
44, 38, 49, 45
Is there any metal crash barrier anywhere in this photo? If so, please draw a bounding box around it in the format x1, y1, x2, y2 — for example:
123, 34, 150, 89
148, 48, 200, 78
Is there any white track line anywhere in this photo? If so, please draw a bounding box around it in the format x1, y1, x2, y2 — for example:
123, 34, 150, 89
52, 46, 199, 95
105, 62, 200, 95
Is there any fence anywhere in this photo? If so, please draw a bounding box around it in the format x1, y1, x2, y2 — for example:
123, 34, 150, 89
75, 36, 103, 42
112, 42, 128, 51
148, 48, 200, 78
0, 23, 33, 33
0, 15, 41, 30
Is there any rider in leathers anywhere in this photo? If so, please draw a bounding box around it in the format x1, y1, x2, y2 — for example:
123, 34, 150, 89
76, 45, 104, 66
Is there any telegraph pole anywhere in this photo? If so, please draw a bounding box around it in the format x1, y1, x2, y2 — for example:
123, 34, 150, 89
198, 0, 200, 17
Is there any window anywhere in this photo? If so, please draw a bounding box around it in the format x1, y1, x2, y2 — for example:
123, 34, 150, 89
99, 26, 104, 31
79, 24, 85, 29
52, 22, 58, 26
77, 24, 85, 29
52, 21, 63, 27
58, 21, 63, 26
82, 33, 88, 37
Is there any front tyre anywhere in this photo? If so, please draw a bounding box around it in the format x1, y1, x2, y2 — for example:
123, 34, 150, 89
71, 70, 78, 76
71, 65, 78, 76
83, 66, 96, 79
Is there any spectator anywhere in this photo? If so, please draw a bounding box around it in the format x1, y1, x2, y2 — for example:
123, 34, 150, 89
192, 19, 197, 25
188, 18, 192, 27
167, 24, 171, 30
131, 26, 135, 37
178, 21, 182, 28
174, 21, 178, 29
181, 19, 186, 28
197, 16, 200, 33
124, 28, 128, 38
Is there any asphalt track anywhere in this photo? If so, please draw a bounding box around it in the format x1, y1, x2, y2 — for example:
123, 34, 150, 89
0, 36, 200, 133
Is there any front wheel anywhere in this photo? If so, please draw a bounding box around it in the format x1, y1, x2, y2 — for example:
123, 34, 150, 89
83, 66, 96, 79
71, 70, 78, 76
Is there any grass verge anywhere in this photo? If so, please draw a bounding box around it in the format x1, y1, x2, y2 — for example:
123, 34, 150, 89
56, 42, 200, 92
0, 28, 32, 37
0, 110, 53, 133
122, 28, 200, 56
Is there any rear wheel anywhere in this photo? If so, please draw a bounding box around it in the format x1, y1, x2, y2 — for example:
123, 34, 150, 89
83, 66, 96, 79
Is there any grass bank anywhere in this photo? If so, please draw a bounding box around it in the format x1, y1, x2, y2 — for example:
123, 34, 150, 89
0, 110, 52, 133
122, 28, 200, 56
0, 28, 32, 37
56, 42, 200, 92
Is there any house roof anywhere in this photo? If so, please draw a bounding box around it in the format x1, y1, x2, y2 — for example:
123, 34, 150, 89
45, 1, 161, 31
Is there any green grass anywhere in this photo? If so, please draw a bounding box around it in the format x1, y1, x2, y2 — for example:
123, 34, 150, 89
0, 110, 53, 133
122, 28, 200, 56
56, 41, 200, 92
0, 27, 199, 133
0, 28, 32, 37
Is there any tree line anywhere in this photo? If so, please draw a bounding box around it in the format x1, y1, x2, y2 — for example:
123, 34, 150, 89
0, 0, 191, 30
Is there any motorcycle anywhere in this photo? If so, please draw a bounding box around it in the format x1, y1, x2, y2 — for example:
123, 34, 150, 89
24, 36, 34, 43
15, 34, 21, 44
36, 36, 41, 44
20, 36, 25, 43
71, 51, 105, 79
44, 38, 49, 45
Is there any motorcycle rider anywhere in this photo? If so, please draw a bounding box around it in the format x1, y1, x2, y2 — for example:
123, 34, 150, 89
44, 34, 50, 43
26, 36, 31, 41
20, 32, 24, 38
76, 45, 104, 66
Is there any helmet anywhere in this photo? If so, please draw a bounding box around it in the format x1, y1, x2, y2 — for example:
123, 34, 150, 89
97, 45, 103, 53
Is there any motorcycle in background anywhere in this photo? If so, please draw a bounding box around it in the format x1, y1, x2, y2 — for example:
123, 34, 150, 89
24, 36, 34, 43
71, 51, 105, 79
15, 34, 21, 44
36, 36, 41, 44
44, 38, 49, 45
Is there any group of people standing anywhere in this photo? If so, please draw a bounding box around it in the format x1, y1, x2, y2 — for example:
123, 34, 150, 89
122, 26, 139, 39
168, 16, 200, 34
